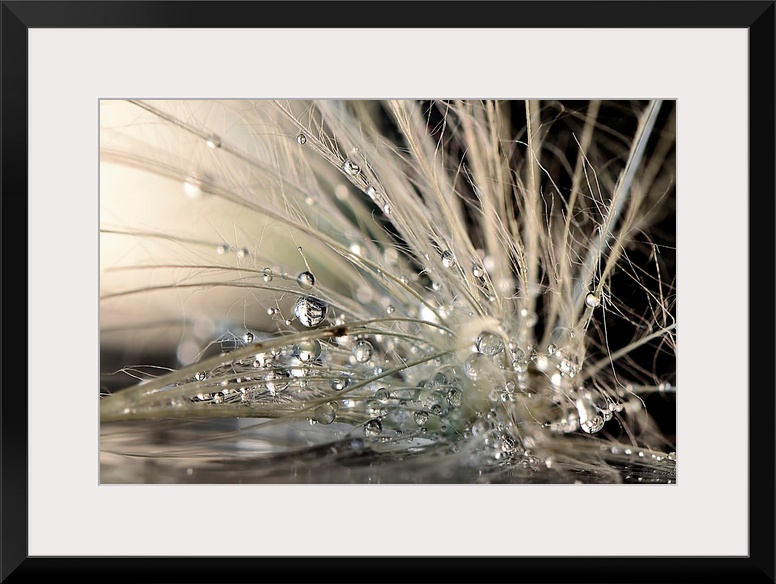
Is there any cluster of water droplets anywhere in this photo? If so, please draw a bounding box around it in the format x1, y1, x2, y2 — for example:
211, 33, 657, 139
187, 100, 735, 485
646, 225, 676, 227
158, 129, 665, 477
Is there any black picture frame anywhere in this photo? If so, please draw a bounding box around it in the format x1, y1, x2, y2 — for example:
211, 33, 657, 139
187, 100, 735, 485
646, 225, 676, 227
2, 2, 774, 582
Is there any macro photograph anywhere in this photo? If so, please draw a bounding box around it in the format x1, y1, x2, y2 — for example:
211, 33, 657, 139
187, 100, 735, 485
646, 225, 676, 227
99, 99, 677, 484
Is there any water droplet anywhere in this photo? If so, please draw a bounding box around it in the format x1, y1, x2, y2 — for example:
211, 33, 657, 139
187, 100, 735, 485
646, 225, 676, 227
585, 292, 600, 308
471, 419, 490, 436
263, 369, 290, 395
262, 268, 273, 282
375, 388, 391, 403
441, 250, 455, 268
297, 271, 315, 289
194, 371, 206, 382
472, 263, 485, 278
205, 134, 221, 149
547, 344, 558, 355
365, 185, 382, 202
580, 415, 605, 434
314, 403, 336, 425
364, 419, 382, 437
501, 435, 517, 452
352, 339, 374, 363
386, 305, 395, 315
446, 388, 462, 407
343, 159, 360, 176
243, 332, 254, 344
236, 247, 250, 259
296, 133, 307, 145
476, 332, 504, 356
293, 339, 321, 362
414, 411, 429, 426
294, 296, 328, 328
329, 376, 350, 391
668, 452, 676, 461
382, 203, 392, 215
216, 244, 229, 255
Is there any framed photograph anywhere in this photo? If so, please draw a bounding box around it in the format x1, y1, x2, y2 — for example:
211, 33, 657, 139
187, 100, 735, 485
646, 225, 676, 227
4, 1, 773, 582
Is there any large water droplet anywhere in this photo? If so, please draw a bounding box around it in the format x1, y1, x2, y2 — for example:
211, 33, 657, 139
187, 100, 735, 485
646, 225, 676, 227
294, 296, 328, 328
414, 411, 429, 426
511, 345, 526, 361
365, 185, 382, 202
293, 338, 321, 362
352, 339, 374, 363
343, 159, 360, 176
205, 134, 222, 149
472, 263, 485, 278
446, 388, 463, 407
476, 332, 504, 356
580, 415, 605, 434
364, 419, 382, 437
296, 133, 307, 145
262, 268, 273, 282
329, 376, 350, 391
374, 388, 391, 403
243, 332, 254, 344
585, 292, 600, 308
314, 403, 336, 425
441, 250, 455, 268
297, 271, 315, 289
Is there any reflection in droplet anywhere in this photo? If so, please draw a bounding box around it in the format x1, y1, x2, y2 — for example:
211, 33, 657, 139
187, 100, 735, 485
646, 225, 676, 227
294, 296, 328, 328
352, 339, 374, 363
297, 271, 315, 289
